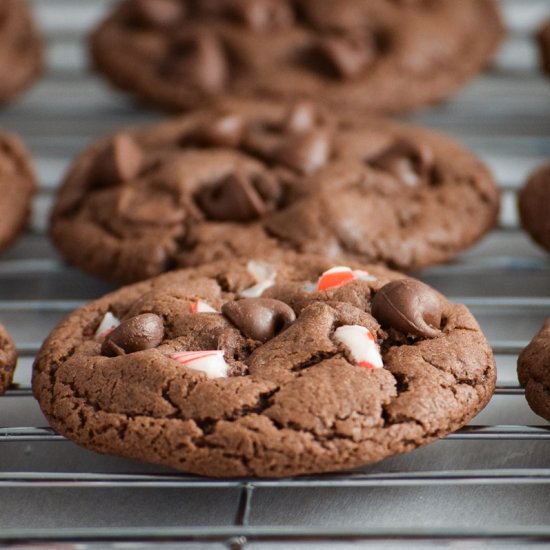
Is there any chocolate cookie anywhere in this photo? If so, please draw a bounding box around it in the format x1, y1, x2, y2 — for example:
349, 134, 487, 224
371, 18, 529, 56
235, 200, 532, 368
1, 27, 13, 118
49, 100, 500, 284
0, 324, 17, 396
0, 0, 43, 105
518, 320, 550, 423
0, 131, 36, 252
537, 19, 550, 76
89, 0, 503, 114
32, 255, 496, 477
518, 163, 550, 253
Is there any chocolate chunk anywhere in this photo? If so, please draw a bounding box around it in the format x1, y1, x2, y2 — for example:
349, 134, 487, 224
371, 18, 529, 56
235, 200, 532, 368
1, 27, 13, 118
371, 279, 445, 338
133, 0, 185, 27
231, 0, 294, 30
314, 35, 375, 79
371, 138, 434, 187
164, 31, 227, 93
89, 134, 143, 187
275, 129, 331, 174
222, 298, 296, 342
195, 172, 279, 222
195, 113, 245, 147
101, 313, 164, 356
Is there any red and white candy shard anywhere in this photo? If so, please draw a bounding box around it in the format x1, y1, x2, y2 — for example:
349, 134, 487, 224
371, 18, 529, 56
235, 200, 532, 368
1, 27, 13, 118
316, 266, 376, 292
95, 311, 120, 339
241, 260, 277, 298
333, 325, 383, 369
191, 300, 217, 313
170, 350, 229, 378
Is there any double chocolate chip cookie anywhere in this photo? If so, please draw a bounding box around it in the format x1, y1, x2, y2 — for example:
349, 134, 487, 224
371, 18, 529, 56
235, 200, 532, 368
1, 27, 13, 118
537, 19, 550, 77
50, 99, 499, 284
518, 163, 550, 253
90, 0, 503, 114
0, 131, 36, 253
0, 324, 17, 396
33, 255, 496, 477
0, 0, 43, 105
518, 320, 550, 423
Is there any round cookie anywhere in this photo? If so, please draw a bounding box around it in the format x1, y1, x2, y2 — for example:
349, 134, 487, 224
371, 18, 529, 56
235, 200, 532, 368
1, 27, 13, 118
518, 320, 550, 423
89, 0, 503, 114
32, 255, 496, 477
0, 0, 43, 105
537, 19, 550, 77
0, 324, 17, 396
0, 131, 37, 252
49, 99, 500, 284
518, 163, 550, 253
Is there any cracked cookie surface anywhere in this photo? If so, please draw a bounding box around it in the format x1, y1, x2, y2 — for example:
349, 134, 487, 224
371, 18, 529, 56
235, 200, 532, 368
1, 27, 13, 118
89, 0, 503, 114
0, 130, 37, 252
518, 320, 550, 423
32, 255, 496, 477
0, 324, 17, 396
0, 0, 43, 105
50, 99, 499, 284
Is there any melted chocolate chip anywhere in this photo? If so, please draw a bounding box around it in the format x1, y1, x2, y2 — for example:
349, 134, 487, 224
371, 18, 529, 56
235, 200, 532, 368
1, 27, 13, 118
371, 138, 434, 187
195, 172, 280, 222
314, 34, 375, 79
89, 134, 143, 187
195, 113, 245, 147
101, 313, 164, 356
133, 0, 185, 27
222, 298, 296, 342
276, 129, 331, 175
371, 279, 445, 338
163, 31, 227, 93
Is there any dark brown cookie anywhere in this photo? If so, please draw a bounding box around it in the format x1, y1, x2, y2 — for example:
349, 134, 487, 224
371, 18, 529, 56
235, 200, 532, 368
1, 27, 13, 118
518, 320, 550, 423
0, 131, 37, 252
32, 254, 496, 477
518, 163, 550, 253
0, 0, 43, 105
0, 323, 17, 396
89, 0, 503, 114
49, 99, 500, 284
537, 19, 550, 76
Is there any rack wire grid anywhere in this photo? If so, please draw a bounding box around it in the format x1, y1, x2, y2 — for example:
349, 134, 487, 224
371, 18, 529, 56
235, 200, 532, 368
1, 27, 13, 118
0, 0, 549, 548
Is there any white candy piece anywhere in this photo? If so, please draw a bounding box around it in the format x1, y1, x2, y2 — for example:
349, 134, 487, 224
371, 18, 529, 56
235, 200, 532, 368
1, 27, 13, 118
95, 311, 120, 339
353, 269, 377, 282
192, 300, 217, 313
171, 350, 229, 378
241, 260, 277, 297
333, 325, 383, 369
323, 266, 353, 276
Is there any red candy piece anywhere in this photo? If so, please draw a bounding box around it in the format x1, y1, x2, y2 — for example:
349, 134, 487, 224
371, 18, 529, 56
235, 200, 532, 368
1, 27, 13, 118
317, 266, 356, 291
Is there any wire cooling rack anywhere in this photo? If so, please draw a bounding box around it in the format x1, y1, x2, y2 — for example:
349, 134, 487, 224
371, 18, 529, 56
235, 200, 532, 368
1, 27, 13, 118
0, 0, 549, 547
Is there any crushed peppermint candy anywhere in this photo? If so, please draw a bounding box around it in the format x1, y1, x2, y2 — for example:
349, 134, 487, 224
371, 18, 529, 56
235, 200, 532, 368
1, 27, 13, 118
170, 350, 229, 378
241, 260, 277, 298
316, 266, 376, 292
95, 312, 120, 339
191, 300, 217, 313
333, 325, 383, 369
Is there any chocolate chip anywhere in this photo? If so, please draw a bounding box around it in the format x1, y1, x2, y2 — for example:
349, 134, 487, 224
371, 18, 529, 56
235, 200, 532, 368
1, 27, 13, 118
275, 129, 331, 175
195, 113, 245, 147
371, 138, 434, 187
230, 0, 294, 30
101, 313, 164, 356
195, 171, 279, 222
89, 134, 143, 187
222, 298, 296, 342
163, 31, 227, 93
133, 0, 185, 27
371, 279, 445, 338
314, 35, 375, 79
